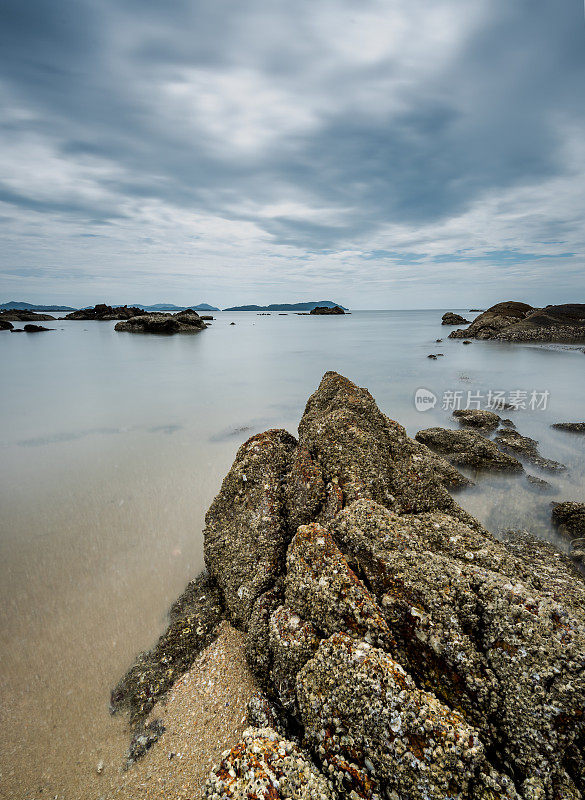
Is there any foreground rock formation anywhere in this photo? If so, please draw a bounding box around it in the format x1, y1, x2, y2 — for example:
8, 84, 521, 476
114, 310, 208, 334
449, 301, 585, 342
114, 372, 585, 800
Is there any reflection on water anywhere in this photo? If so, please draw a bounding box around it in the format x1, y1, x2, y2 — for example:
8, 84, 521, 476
0, 310, 583, 798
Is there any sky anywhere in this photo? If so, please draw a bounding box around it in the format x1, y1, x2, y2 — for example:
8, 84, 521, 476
0, 0, 584, 309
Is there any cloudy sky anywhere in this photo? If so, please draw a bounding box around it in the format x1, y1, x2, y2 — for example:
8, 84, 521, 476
0, 0, 584, 308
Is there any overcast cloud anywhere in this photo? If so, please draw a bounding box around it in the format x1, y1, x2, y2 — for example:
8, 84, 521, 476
0, 0, 584, 308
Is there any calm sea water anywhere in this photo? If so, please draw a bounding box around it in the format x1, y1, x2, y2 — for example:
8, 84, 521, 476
0, 309, 584, 797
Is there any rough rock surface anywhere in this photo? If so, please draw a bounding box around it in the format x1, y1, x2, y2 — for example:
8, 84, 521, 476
442, 311, 470, 325
115, 310, 207, 334
0, 318, 14, 330
449, 301, 533, 339
552, 502, 585, 539
204, 429, 297, 628
552, 422, 585, 434
526, 474, 556, 493
204, 728, 336, 800
310, 305, 345, 315
290, 372, 475, 522
415, 427, 524, 471
453, 408, 501, 429
65, 303, 143, 320
297, 632, 506, 800
116, 372, 585, 800
494, 429, 566, 472
450, 301, 585, 343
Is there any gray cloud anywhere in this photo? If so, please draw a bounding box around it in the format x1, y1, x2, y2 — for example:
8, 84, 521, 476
0, 0, 584, 307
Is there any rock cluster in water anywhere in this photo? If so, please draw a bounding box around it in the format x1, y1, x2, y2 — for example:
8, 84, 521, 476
449, 301, 585, 342
310, 306, 345, 315
114, 310, 208, 334
65, 303, 144, 320
113, 372, 585, 800
0, 309, 55, 322
442, 311, 470, 325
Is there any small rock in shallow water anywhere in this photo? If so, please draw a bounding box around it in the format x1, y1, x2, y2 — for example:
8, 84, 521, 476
551, 422, 585, 434
494, 429, 566, 472
416, 426, 524, 472
526, 474, 555, 493
24, 323, 53, 332
453, 409, 500, 429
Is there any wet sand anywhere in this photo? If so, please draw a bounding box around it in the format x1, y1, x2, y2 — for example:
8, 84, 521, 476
0, 623, 254, 800
107, 623, 256, 800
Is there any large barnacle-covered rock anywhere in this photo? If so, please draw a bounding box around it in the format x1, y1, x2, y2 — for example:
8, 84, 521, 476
203, 727, 335, 800
296, 633, 514, 800
204, 429, 297, 628
329, 500, 585, 796
113, 372, 585, 800
294, 371, 475, 519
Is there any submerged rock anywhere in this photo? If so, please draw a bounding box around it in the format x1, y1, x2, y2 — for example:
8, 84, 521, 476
125, 719, 165, 767
526, 474, 556, 493
415, 426, 524, 471
552, 422, 585, 434
110, 572, 223, 722
494, 429, 566, 472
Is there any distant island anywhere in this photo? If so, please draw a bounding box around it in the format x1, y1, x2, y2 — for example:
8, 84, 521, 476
0, 300, 77, 312
1, 300, 220, 312
223, 300, 348, 312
